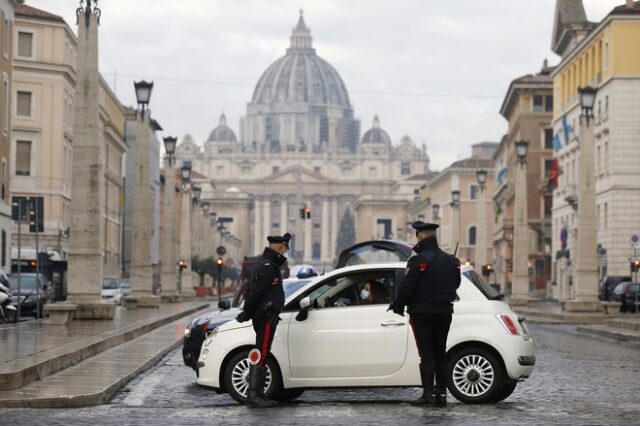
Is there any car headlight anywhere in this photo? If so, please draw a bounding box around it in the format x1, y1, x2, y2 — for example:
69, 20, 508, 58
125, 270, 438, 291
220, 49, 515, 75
184, 327, 191, 338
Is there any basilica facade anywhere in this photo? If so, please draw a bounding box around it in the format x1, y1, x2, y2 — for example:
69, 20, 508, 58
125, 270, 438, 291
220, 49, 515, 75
175, 12, 433, 267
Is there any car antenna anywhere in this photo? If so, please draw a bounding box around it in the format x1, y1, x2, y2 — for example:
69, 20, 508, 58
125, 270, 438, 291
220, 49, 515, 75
453, 242, 459, 257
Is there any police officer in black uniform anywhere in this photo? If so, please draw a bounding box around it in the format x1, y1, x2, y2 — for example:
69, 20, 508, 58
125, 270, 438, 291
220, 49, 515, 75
235, 232, 291, 408
390, 221, 461, 407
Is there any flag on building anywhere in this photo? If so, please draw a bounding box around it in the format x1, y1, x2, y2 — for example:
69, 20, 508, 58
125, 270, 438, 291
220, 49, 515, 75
552, 132, 562, 151
548, 158, 560, 190
496, 160, 509, 186
561, 114, 573, 146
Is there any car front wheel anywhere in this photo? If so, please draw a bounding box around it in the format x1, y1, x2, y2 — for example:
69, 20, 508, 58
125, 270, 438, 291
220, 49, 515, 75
223, 350, 282, 405
448, 347, 505, 404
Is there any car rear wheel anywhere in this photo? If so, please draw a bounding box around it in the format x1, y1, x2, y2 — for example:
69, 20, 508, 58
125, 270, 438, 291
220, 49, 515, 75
448, 347, 505, 404
223, 350, 282, 405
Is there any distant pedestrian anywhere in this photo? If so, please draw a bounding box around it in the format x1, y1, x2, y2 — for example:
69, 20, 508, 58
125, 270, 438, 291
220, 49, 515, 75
390, 221, 461, 407
235, 232, 291, 408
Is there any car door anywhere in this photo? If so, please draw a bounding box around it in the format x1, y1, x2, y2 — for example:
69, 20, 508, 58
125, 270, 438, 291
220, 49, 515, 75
286, 268, 408, 379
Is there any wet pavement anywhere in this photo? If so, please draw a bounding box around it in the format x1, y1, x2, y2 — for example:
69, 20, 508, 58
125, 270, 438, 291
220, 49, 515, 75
1, 323, 640, 425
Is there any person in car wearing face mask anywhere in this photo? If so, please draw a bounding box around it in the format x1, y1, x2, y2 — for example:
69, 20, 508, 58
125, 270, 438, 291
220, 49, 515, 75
359, 280, 389, 305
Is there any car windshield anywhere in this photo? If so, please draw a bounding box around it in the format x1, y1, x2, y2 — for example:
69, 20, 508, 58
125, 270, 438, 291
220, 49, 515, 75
8, 275, 39, 291
102, 278, 119, 290
340, 243, 410, 268
120, 281, 131, 288
462, 270, 500, 300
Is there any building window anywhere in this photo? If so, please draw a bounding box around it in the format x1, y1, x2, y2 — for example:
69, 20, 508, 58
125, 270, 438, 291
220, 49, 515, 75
544, 196, 552, 216
369, 167, 377, 177
533, 95, 543, 113
401, 162, 411, 175
312, 242, 321, 260
468, 226, 476, 246
313, 166, 321, 175
17, 31, 33, 58
2, 74, 8, 132
604, 203, 608, 229
1, 229, 5, 267
545, 95, 553, 112
376, 218, 392, 239
603, 142, 608, 174
16, 91, 32, 117
241, 166, 251, 175
604, 42, 609, 69
604, 95, 609, 121
15, 140, 32, 176
413, 188, 420, 195
3, 19, 9, 58
544, 160, 553, 177
216, 165, 224, 175
0, 159, 5, 200
341, 166, 352, 176
544, 128, 553, 149
272, 166, 279, 175
469, 185, 478, 200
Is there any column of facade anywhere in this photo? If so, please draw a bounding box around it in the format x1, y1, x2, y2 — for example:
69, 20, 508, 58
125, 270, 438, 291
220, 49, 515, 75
321, 197, 330, 262
280, 196, 288, 235
160, 165, 178, 301
510, 160, 530, 304
303, 199, 313, 263
66, 4, 114, 318
566, 114, 600, 310
253, 197, 262, 255
329, 196, 339, 261
127, 112, 157, 307
262, 197, 271, 244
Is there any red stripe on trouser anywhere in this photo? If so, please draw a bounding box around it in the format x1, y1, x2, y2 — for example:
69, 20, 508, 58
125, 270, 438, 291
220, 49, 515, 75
259, 320, 272, 366
409, 317, 423, 360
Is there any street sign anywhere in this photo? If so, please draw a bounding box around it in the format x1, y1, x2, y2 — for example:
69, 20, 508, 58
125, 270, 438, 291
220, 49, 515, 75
216, 246, 226, 256
225, 258, 234, 267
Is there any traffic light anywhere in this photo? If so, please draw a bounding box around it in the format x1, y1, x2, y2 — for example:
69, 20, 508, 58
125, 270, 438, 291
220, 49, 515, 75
216, 257, 223, 266
482, 264, 493, 277
178, 259, 187, 271
299, 208, 305, 219
305, 206, 311, 219
631, 259, 640, 273
28, 197, 44, 233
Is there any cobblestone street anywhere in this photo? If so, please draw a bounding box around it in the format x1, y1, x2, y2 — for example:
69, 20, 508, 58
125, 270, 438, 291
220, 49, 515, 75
1, 323, 639, 425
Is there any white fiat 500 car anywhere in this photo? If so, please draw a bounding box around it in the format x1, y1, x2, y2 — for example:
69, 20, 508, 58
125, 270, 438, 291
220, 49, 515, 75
197, 263, 535, 404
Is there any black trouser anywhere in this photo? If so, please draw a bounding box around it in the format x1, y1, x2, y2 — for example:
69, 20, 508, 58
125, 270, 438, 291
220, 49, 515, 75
252, 314, 279, 366
409, 313, 452, 392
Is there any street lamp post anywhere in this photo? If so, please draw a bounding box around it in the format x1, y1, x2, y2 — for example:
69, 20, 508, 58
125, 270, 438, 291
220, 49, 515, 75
432, 203, 441, 242
476, 169, 488, 276
566, 86, 600, 311
178, 162, 195, 297
510, 140, 530, 304
451, 190, 460, 254
160, 136, 179, 302
127, 80, 158, 308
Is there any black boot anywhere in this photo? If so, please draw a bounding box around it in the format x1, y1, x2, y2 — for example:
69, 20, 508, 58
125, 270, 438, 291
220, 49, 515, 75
409, 363, 436, 406
246, 365, 274, 408
434, 363, 448, 407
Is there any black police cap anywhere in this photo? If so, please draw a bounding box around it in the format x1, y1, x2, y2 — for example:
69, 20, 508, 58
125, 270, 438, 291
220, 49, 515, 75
411, 221, 439, 232
267, 232, 292, 248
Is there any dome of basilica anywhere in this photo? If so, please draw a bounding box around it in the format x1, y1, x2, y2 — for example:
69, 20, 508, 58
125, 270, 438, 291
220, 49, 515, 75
361, 115, 391, 145
207, 113, 237, 142
251, 11, 351, 108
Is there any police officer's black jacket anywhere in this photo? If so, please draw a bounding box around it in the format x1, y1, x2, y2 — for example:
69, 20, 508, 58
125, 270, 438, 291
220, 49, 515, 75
243, 247, 286, 319
396, 237, 461, 314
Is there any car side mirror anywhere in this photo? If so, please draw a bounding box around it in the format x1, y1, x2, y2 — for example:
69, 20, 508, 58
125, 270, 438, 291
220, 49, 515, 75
218, 299, 231, 310
296, 297, 311, 321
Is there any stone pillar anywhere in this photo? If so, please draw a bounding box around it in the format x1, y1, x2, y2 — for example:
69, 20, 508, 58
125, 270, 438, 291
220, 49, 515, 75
126, 112, 158, 308
475, 186, 487, 275
179, 187, 194, 296
253, 198, 262, 255
321, 197, 330, 262
330, 196, 339, 260
303, 200, 313, 263
262, 197, 271, 242
66, 4, 114, 319
565, 115, 601, 311
510, 159, 530, 304
280, 196, 288, 235
160, 165, 178, 302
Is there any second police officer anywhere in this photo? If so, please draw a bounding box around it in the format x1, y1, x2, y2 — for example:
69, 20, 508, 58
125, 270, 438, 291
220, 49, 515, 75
235, 232, 291, 408
390, 221, 461, 407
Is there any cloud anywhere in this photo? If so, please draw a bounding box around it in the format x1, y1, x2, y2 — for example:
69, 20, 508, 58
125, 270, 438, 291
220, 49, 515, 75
26, 0, 622, 170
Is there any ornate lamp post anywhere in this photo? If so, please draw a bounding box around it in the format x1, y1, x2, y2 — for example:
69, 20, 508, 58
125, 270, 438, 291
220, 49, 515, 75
566, 86, 600, 311
160, 136, 179, 301
475, 169, 488, 275
510, 140, 530, 304
451, 190, 460, 253
178, 161, 194, 297
126, 80, 158, 307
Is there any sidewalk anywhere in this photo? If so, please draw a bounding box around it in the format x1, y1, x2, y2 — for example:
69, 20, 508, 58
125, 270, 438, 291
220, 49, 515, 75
511, 300, 640, 341
0, 300, 213, 407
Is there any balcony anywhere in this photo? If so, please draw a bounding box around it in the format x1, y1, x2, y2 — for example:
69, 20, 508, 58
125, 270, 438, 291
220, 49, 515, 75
564, 184, 578, 210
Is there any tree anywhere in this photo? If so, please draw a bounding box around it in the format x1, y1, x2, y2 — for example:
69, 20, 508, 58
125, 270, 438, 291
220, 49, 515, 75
334, 206, 356, 260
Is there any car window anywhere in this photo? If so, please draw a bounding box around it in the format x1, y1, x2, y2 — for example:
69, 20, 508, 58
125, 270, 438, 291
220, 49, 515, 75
8, 275, 38, 291
341, 244, 408, 267
102, 278, 119, 290
232, 279, 311, 308
303, 270, 394, 308
629, 284, 640, 293
462, 270, 499, 300
614, 282, 630, 294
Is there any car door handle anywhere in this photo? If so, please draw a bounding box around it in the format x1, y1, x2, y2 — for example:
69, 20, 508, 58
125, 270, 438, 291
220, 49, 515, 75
381, 320, 405, 327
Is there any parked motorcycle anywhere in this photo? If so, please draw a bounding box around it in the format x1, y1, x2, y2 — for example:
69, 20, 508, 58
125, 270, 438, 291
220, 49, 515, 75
0, 280, 17, 324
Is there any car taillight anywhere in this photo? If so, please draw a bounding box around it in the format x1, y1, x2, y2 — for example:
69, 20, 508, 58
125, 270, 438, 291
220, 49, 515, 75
497, 314, 519, 335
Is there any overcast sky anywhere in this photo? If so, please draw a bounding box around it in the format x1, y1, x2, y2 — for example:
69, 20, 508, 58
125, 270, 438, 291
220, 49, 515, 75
27, 0, 621, 170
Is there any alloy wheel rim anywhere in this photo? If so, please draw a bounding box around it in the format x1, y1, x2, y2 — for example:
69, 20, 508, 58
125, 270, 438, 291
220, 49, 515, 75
452, 354, 495, 397
231, 358, 272, 397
